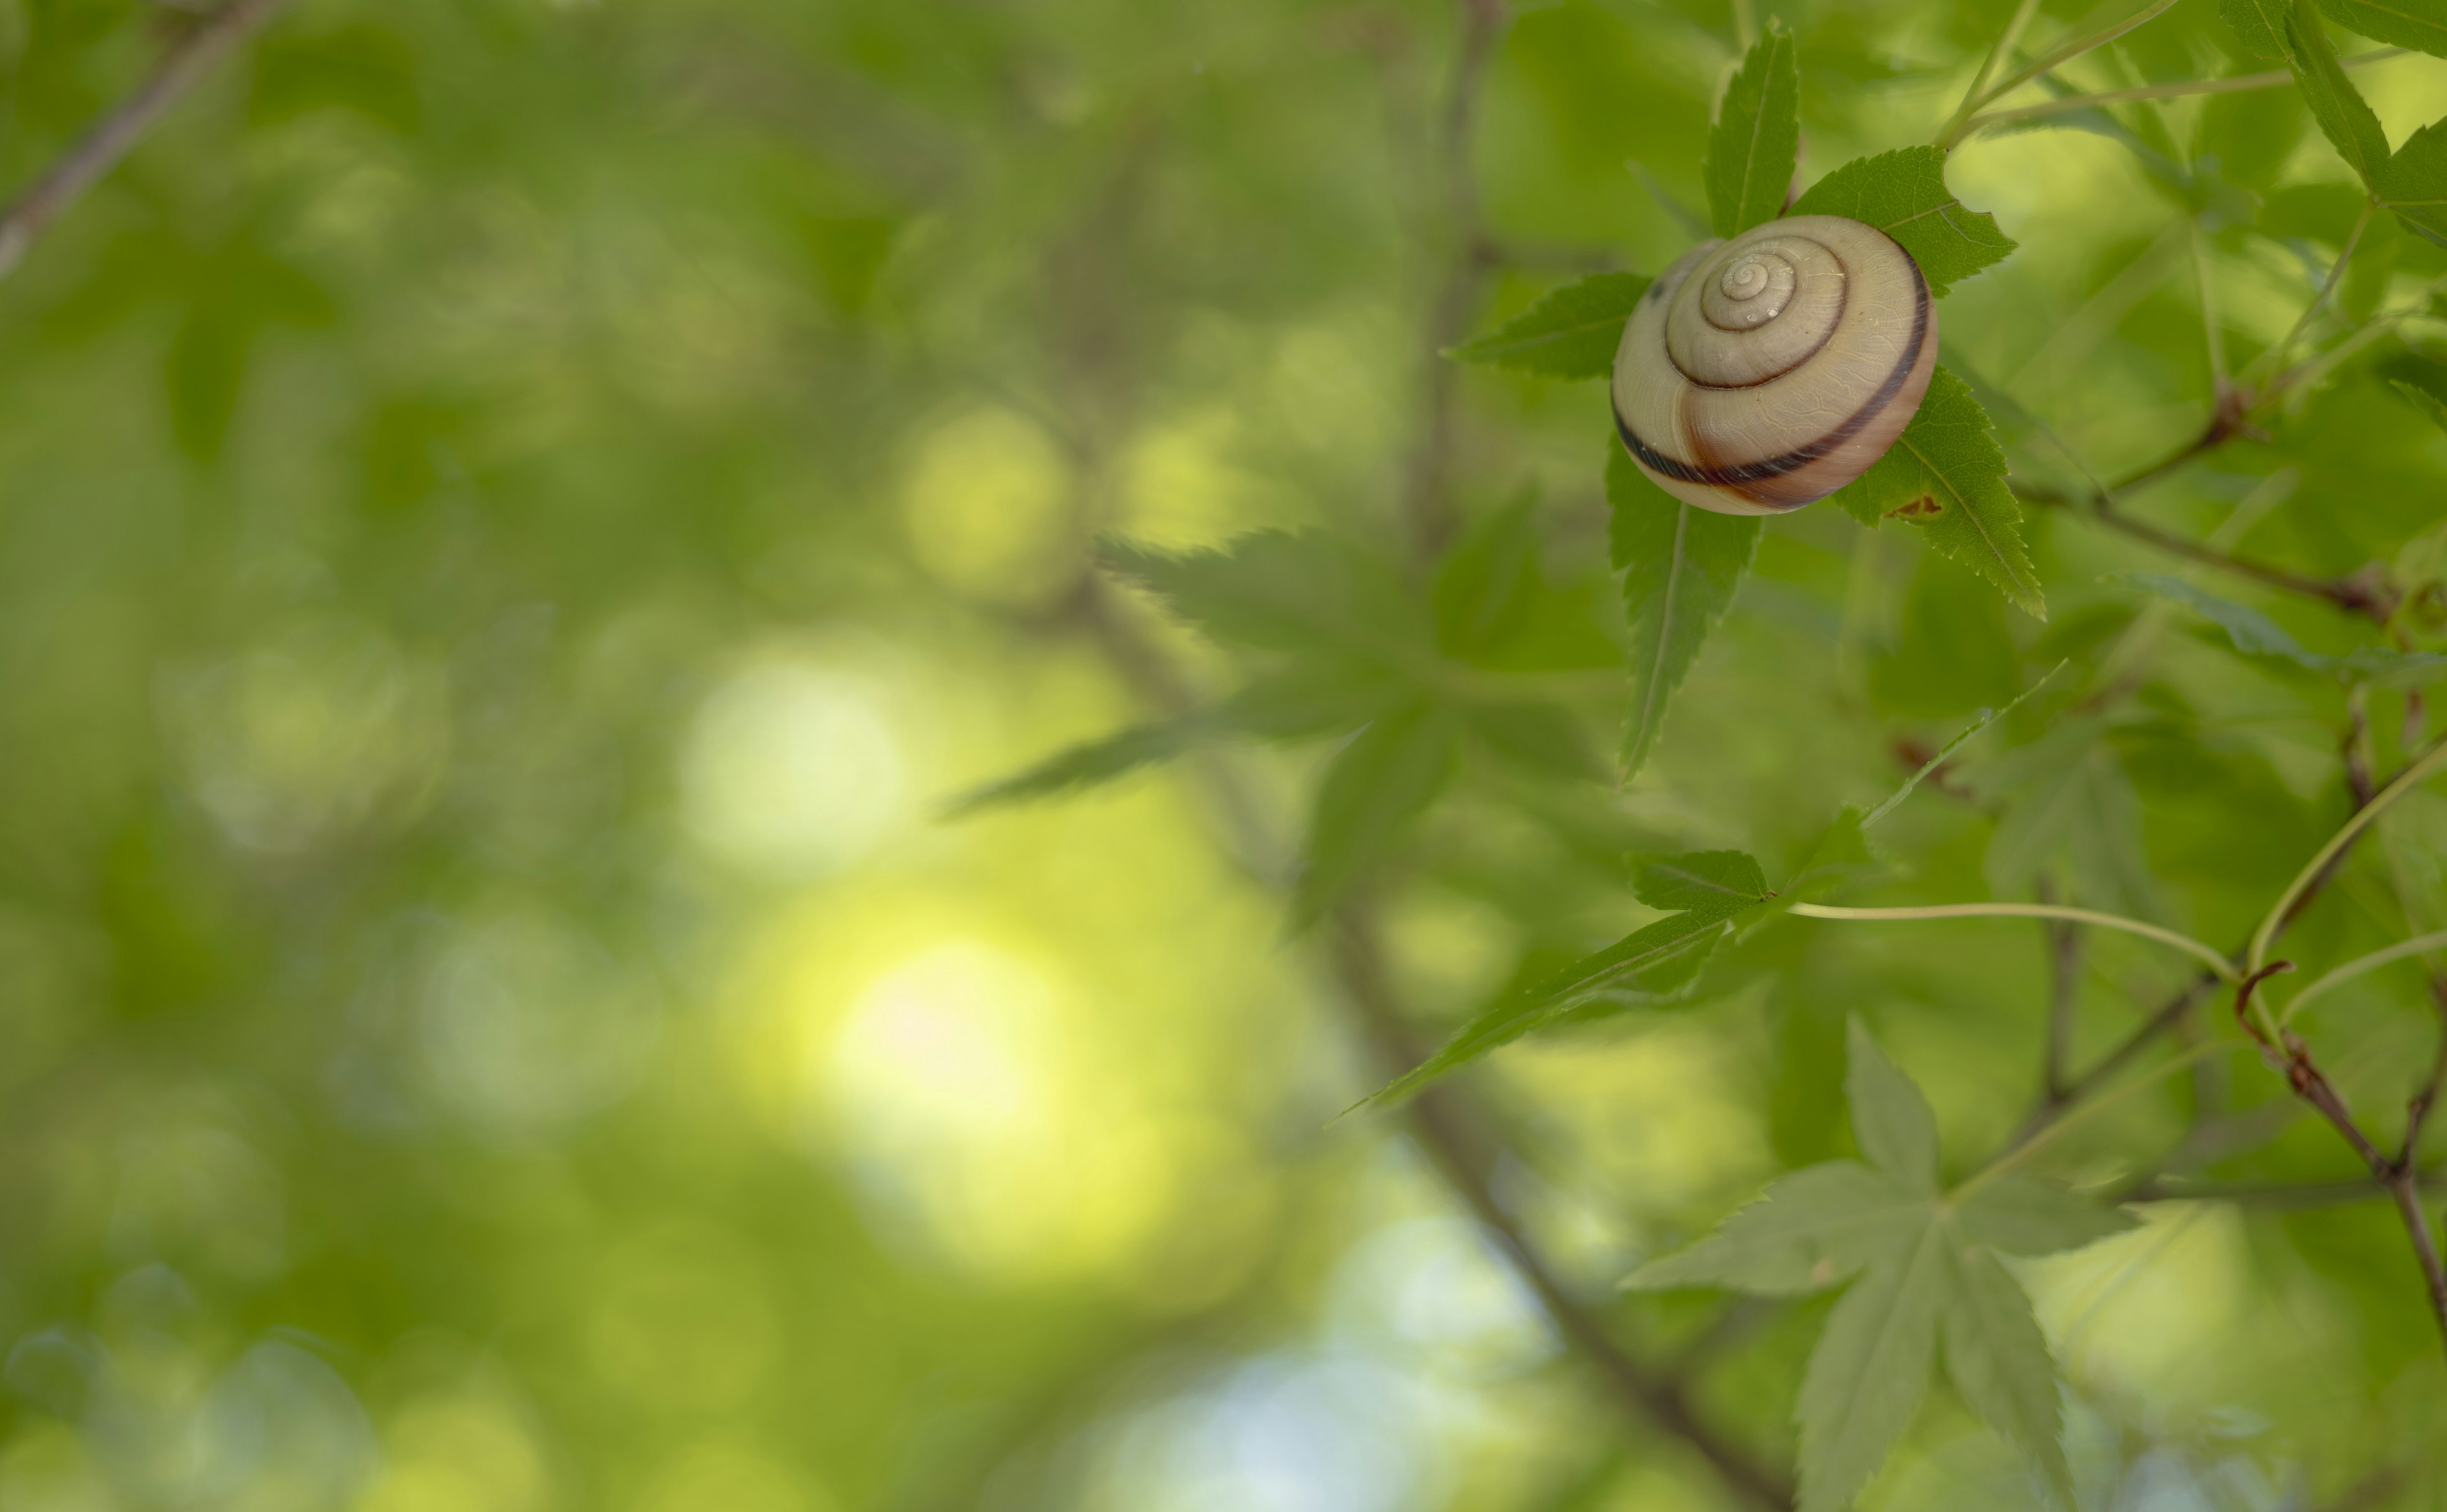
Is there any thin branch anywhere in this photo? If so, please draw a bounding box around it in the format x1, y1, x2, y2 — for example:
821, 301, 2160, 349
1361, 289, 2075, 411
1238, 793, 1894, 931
2246, 196, 2377, 392
2121, 1170, 2446, 1207
1332, 915, 1794, 1509
1788, 900, 2240, 983
0, 0, 292, 283
1936, 0, 2045, 147
2252, 738, 2447, 973
1953, 0, 2183, 139
2279, 930, 2447, 1025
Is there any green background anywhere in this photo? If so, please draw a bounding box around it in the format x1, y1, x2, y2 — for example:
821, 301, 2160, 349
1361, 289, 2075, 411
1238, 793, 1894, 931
1, 0, 2445, 1508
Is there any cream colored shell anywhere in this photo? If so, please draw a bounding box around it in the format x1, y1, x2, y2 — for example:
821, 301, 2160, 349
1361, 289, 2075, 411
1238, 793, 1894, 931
1610, 215, 1935, 515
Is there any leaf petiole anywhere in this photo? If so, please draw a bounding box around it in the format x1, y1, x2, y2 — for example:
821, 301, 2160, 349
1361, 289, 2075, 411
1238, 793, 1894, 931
2280, 930, 2447, 1025
1788, 901, 2241, 983
2249, 738, 2447, 974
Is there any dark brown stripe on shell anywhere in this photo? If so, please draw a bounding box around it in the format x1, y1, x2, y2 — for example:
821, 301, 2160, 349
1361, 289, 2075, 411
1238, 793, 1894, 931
1617, 242, 1930, 491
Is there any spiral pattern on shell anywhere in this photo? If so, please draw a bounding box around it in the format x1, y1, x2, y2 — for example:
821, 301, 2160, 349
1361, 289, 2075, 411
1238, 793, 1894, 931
1610, 215, 1936, 515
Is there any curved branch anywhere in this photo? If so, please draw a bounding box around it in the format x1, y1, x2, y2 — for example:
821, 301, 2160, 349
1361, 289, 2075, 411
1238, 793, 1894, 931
1789, 900, 2241, 983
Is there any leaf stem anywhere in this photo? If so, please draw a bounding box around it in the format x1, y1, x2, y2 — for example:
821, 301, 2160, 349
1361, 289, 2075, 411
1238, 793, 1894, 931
1789, 901, 2242, 983
2279, 930, 2447, 1025
1955, 49, 2400, 138
1955, 0, 2183, 139
1951, 1036, 2244, 1200
2249, 738, 2447, 974
2244, 196, 2377, 392
1937, 0, 2046, 147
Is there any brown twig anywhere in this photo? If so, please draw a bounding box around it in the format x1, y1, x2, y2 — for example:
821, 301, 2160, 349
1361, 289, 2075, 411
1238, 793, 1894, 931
2010, 419, 2397, 623
1395, 0, 1509, 565
1332, 915, 1794, 1509
0, 0, 291, 283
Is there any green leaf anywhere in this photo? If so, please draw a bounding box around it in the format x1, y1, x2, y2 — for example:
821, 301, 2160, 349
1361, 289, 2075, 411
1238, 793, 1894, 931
947, 658, 1408, 814
943, 721, 1194, 815
2119, 573, 2447, 685
1781, 808, 1888, 905
1448, 274, 1652, 379
1609, 449, 1763, 774
1829, 366, 2047, 620
1434, 494, 1544, 653
1459, 698, 1605, 782
2223, 0, 2292, 57
2286, 1, 2392, 188
1631, 849, 1772, 918
1846, 1018, 1939, 1190
1627, 1162, 1933, 1294
1956, 1172, 2139, 1255
1788, 147, 2017, 297
2315, 0, 2447, 59
2378, 120, 2447, 246
2398, 377, 2447, 433
1976, 719, 2162, 921
1941, 1236, 2075, 1508
1861, 661, 2068, 829
1103, 532, 1427, 656
1705, 18, 1801, 238
1797, 1223, 1946, 1512
1361, 907, 1735, 1105
1292, 701, 1459, 926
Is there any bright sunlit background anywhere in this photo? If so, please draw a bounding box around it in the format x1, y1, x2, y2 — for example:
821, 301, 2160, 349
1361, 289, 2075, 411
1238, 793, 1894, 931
1, 0, 2445, 1509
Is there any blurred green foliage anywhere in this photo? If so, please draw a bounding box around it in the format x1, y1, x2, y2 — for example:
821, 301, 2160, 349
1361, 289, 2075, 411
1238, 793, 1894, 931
1, 0, 2446, 1510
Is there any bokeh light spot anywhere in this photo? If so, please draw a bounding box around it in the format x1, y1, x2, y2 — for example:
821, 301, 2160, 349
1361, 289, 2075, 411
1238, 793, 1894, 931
680, 662, 906, 877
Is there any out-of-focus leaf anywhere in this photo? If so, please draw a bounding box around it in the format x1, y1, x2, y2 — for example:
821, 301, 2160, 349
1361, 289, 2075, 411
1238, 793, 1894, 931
1292, 701, 1459, 926
1941, 1241, 2075, 1508
1705, 18, 1801, 238
1609, 449, 1763, 774
1633, 1022, 2122, 1511
1103, 532, 1427, 658
949, 658, 1409, 814
1868, 552, 2026, 717
2397, 377, 2447, 433
1797, 1225, 1946, 1512
166, 308, 249, 463
1364, 851, 1772, 1104
1782, 808, 1888, 904
2286, 1, 2392, 188
1863, 661, 2068, 829
2315, 0, 2447, 58
2119, 573, 2447, 684
1846, 1018, 1938, 1190
2378, 120, 2447, 247
1627, 1162, 1929, 1293
944, 721, 1195, 815
1460, 698, 1604, 782
1956, 1172, 2140, 1255
1449, 274, 1652, 378
249, 24, 421, 132
1436, 495, 1543, 653
1830, 368, 2046, 620
1788, 147, 2016, 296
1977, 720, 2161, 920
1631, 849, 1772, 917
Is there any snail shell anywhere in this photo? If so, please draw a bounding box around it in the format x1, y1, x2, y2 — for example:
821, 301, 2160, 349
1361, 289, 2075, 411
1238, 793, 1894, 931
1610, 215, 1935, 515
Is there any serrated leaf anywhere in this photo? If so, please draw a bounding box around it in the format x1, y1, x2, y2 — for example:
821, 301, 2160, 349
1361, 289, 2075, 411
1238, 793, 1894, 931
1941, 1237, 2074, 1508
2378, 120, 2447, 247
1609, 449, 1763, 774
1291, 701, 1459, 926
2223, 0, 2291, 57
2398, 378, 2447, 433
1361, 906, 1735, 1105
1705, 18, 1801, 238
1797, 1223, 1946, 1512
1102, 532, 1427, 657
948, 657, 1409, 814
1830, 367, 2046, 621
1788, 147, 2017, 297
1977, 719, 2162, 922
1631, 849, 1772, 918
1781, 808, 1888, 905
1435, 494, 1543, 654
1956, 1172, 2139, 1255
1861, 661, 2068, 828
2316, 0, 2447, 59
1628, 1162, 1932, 1294
2286, 1, 2392, 188
943, 721, 1194, 815
1450, 274, 1652, 379
1847, 1018, 1940, 1190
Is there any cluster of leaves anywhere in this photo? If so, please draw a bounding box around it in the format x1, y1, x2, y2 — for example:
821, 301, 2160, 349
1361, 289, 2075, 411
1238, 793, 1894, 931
2223, 0, 2447, 245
